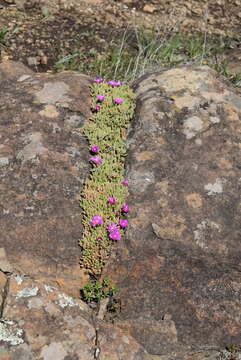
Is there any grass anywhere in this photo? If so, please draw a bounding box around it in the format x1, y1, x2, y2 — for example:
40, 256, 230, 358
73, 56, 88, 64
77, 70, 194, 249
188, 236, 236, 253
214, 59, 241, 87
0, 25, 20, 57
80, 82, 135, 274
53, 27, 241, 86
0, 26, 9, 47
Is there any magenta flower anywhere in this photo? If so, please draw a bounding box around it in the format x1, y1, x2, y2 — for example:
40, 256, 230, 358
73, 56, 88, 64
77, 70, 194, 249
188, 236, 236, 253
90, 216, 103, 227
114, 98, 124, 104
90, 145, 100, 153
119, 219, 128, 228
89, 155, 102, 165
122, 204, 129, 213
94, 78, 103, 83
107, 197, 117, 205
109, 230, 121, 241
107, 222, 119, 233
108, 80, 122, 87
97, 95, 105, 102
93, 105, 101, 112
122, 180, 129, 186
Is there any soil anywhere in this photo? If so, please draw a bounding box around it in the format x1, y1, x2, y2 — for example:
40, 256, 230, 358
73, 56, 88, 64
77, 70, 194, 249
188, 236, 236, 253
0, 0, 240, 74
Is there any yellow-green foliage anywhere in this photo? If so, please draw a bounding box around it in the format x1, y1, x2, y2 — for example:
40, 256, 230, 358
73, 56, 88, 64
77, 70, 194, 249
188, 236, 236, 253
80, 82, 135, 274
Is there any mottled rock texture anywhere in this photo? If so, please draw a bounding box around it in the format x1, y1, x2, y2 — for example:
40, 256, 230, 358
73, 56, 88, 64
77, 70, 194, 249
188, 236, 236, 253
0, 274, 151, 359
1, 61, 240, 359
0, 61, 152, 360
0, 60, 92, 297
103, 66, 241, 355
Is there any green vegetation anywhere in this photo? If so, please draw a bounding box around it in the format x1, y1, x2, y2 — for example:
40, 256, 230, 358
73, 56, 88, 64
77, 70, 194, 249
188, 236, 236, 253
80, 278, 118, 302
0, 25, 20, 57
40, 7, 54, 22
53, 28, 241, 86
214, 59, 241, 87
0, 26, 9, 46
226, 344, 241, 353
79, 82, 135, 274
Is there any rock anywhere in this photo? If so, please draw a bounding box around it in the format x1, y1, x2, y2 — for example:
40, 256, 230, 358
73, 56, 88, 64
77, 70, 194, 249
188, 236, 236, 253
1, 60, 240, 358
96, 297, 109, 320
0, 61, 155, 359
0, 248, 13, 273
40, 55, 48, 65
15, 0, 27, 10
143, 5, 157, 13
27, 56, 40, 67
0, 158, 9, 168
98, 322, 152, 360
0, 61, 92, 297
1, 275, 94, 359
0, 271, 8, 308
117, 317, 179, 355
0, 274, 152, 359
225, 49, 241, 77
0, 60, 33, 82
103, 66, 241, 355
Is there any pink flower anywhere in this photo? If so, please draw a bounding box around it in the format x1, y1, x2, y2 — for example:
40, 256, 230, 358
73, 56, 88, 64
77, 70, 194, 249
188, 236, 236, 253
122, 204, 129, 213
114, 98, 124, 104
119, 219, 128, 228
90, 145, 100, 153
89, 155, 102, 165
90, 216, 103, 227
94, 78, 103, 83
108, 80, 122, 87
107, 197, 117, 205
93, 105, 101, 112
107, 223, 119, 232
109, 230, 121, 241
97, 95, 105, 102
122, 180, 129, 186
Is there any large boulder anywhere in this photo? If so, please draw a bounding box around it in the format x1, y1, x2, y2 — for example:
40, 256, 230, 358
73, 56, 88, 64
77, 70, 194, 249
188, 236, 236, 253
0, 60, 92, 297
103, 66, 241, 356
0, 61, 240, 359
0, 61, 153, 360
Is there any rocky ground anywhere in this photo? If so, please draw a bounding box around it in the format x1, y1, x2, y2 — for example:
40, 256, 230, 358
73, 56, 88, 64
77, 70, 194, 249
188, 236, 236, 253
0, 0, 240, 75
0, 1, 241, 359
0, 56, 241, 360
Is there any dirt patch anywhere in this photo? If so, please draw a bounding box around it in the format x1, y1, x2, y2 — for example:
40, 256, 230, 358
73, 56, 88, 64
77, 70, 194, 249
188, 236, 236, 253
0, 0, 240, 74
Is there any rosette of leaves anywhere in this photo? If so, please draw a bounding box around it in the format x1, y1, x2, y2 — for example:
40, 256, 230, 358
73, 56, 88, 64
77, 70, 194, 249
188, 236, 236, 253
80, 278, 119, 302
